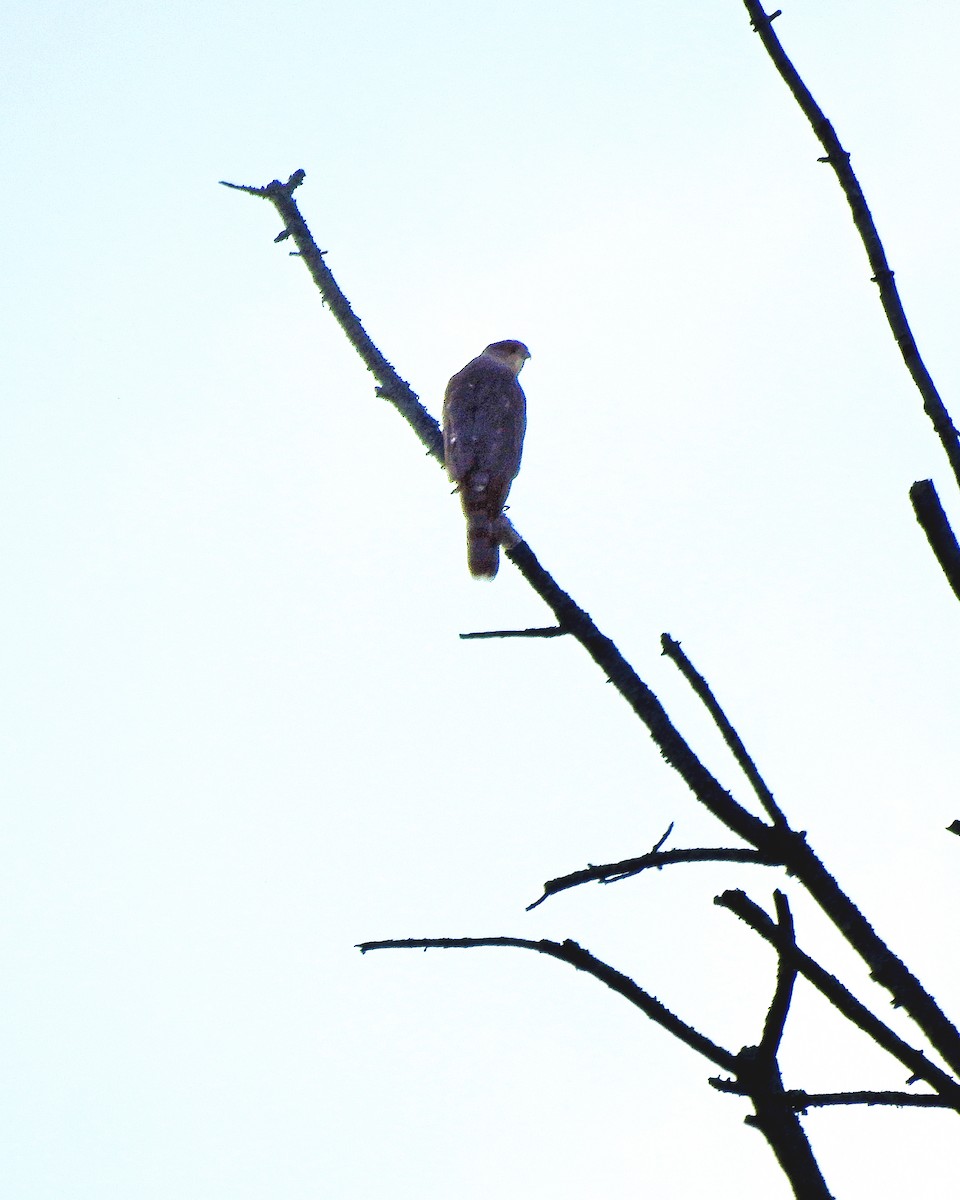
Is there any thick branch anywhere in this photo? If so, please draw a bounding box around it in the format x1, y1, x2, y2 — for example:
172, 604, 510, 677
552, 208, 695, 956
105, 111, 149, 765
717, 890, 960, 1108
724, 892, 833, 1198
780, 844, 960, 1076
734, 1044, 835, 1200
909, 479, 960, 603
357, 935, 739, 1072
504, 539, 775, 849
742, 1, 960, 491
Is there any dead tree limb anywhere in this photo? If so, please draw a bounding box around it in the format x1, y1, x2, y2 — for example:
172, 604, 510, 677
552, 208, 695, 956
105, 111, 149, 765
717, 890, 960, 1109
224, 167, 960, 1077
741, 1, 960, 492
910, 480, 960, 603
729, 893, 833, 1200
357, 935, 739, 1072
528, 846, 779, 910
661, 633, 785, 827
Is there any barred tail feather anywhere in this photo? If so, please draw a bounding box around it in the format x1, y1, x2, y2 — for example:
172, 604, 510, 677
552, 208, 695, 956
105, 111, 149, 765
465, 506, 498, 578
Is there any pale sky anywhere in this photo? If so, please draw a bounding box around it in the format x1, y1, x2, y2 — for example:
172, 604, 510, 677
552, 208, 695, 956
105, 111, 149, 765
3, 2, 960, 1196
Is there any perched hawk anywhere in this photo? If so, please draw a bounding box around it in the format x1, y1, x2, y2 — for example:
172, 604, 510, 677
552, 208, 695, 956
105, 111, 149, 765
442, 340, 530, 578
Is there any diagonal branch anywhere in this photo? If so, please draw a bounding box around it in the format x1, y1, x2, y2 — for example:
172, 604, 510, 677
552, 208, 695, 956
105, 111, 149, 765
222, 171, 444, 462
226, 167, 960, 1077
909, 479, 960, 604
741, 1, 960, 492
717, 890, 960, 1108
661, 633, 786, 826
502, 538, 773, 849
357, 935, 739, 1073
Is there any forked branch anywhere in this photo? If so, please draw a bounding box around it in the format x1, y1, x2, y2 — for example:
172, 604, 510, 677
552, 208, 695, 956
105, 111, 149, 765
717, 890, 960, 1108
225, 164, 960, 1077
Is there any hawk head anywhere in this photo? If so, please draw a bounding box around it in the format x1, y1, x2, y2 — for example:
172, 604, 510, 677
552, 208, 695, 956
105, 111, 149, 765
483, 340, 531, 377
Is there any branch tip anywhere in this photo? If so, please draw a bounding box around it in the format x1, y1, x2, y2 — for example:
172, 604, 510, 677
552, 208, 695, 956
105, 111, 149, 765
459, 625, 568, 641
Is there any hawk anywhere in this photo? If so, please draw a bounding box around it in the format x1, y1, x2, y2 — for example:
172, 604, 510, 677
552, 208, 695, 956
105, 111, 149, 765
442, 339, 530, 578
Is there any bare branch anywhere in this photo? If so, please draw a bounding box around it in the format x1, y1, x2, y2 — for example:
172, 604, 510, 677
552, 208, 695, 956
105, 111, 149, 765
909, 479, 960, 603
758, 891, 797, 1058
221, 170, 444, 462
717, 890, 960, 1108
502, 539, 775, 848
711, 1077, 949, 1109
528, 847, 778, 911
661, 633, 786, 826
741, 1, 960, 491
731, 1048, 835, 1197
459, 625, 567, 641
228, 169, 960, 1076
357, 935, 739, 1073
789, 1090, 951, 1111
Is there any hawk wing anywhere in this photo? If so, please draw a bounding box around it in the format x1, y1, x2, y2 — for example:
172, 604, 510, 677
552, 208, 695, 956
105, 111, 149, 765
442, 355, 526, 505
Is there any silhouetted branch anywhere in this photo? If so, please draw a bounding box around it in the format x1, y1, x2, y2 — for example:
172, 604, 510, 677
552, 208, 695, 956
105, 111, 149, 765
459, 625, 567, 640
773, 848, 960, 1077
502, 539, 774, 848
909, 479, 960, 603
790, 1090, 949, 1111
661, 633, 786, 826
758, 891, 797, 1058
527, 847, 778, 911
228, 167, 960, 1077
711, 1078, 949, 1109
732, 1045, 834, 1198
714, 891, 835, 1197
741, 1, 960, 492
221, 171, 444, 462
717, 890, 960, 1108
357, 935, 738, 1072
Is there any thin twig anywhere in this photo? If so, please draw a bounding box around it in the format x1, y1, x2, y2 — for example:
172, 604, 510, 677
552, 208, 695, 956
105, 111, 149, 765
528, 847, 778, 910
357, 935, 739, 1072
741, 1, 960, 491
711, 1078, 949, 1108
459, 625, 568, 640
661, 634, 786, 826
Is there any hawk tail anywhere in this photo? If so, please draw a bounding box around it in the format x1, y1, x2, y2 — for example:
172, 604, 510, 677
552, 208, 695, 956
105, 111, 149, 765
464, 504, 499, 578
